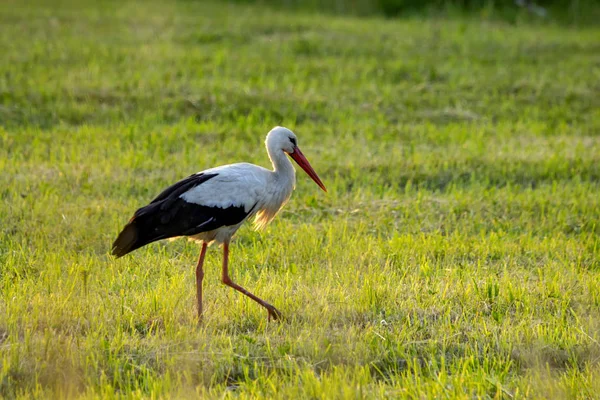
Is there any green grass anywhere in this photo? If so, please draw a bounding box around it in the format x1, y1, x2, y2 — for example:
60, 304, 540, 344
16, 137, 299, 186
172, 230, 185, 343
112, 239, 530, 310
1, 0, 600, 398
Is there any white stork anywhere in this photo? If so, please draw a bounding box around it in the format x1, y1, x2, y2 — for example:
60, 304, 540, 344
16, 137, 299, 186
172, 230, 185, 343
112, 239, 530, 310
111, 126, 326, 321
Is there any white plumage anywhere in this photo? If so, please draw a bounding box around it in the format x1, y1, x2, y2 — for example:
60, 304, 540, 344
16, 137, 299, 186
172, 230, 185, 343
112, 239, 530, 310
112, 126, 326, 322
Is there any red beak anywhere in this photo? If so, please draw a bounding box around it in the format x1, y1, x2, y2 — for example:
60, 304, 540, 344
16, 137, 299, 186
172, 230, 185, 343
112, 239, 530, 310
289, 147, 327, 192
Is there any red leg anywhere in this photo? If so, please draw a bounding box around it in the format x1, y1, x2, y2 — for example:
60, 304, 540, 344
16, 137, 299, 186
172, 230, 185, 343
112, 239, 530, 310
221, 241, 282, 321
196, 242, 208, 322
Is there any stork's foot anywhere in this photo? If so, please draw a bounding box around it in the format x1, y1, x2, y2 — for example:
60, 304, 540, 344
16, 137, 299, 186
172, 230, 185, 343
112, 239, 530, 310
266, 305, 283, 321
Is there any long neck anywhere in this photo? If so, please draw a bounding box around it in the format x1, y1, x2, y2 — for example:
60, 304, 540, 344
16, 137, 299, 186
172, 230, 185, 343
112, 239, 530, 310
268, 145, 295, 183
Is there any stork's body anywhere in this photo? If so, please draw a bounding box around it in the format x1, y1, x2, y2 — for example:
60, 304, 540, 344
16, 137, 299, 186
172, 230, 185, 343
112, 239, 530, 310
111, 127, 326, 321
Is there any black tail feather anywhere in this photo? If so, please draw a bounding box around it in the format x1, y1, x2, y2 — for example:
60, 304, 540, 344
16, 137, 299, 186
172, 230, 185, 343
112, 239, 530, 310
111, 207, 169, 257
111, 222, 142, 257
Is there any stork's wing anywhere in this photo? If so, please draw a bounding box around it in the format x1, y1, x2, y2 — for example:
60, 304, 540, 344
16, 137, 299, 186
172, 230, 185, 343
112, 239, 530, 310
111, 170, 260, 257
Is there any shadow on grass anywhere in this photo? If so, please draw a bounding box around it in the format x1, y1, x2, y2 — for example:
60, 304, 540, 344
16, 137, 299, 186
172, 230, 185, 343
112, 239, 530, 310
329, 158, 600, 193
0, 89, 332, 130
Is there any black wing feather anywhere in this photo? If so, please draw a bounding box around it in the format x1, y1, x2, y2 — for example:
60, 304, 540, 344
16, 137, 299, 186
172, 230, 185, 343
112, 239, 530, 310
111, 172, 253, 257
149, 173, 218, 205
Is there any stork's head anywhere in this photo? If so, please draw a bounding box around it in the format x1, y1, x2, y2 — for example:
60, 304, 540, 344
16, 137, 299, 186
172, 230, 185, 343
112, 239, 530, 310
266, 126, 327, 192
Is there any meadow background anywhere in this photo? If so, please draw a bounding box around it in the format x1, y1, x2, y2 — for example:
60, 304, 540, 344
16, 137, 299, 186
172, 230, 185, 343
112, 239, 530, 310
1, 0, 599, 398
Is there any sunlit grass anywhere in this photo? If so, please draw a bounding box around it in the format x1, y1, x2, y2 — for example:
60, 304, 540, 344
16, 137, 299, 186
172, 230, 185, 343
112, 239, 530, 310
1, 0, 599, 398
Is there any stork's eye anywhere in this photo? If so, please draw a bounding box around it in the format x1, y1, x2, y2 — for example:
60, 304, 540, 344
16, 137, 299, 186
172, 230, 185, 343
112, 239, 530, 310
289, 137, 297, 147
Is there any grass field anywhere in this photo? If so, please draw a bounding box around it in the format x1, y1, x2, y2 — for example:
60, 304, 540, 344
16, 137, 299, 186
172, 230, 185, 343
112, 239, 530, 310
1, 0, 600, 398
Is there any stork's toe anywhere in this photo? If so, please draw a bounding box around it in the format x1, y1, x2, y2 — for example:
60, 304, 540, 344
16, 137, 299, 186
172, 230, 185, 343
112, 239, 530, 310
267, 306, 283, 321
